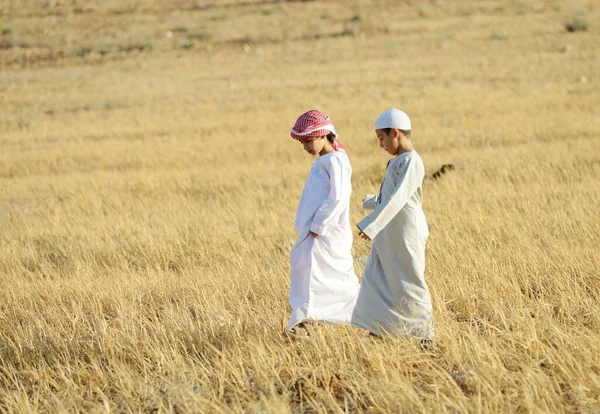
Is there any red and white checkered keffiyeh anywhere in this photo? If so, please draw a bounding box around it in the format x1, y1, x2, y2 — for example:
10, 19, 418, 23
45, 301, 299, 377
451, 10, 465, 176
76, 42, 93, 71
290, 110, 346, 154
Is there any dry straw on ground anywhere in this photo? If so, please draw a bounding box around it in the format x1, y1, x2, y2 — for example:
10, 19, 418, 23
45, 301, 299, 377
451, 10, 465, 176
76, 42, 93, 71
1, 0, 599, 412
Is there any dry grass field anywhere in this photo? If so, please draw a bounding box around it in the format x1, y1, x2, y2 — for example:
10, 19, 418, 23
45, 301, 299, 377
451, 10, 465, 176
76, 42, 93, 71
1, 0, 599, 412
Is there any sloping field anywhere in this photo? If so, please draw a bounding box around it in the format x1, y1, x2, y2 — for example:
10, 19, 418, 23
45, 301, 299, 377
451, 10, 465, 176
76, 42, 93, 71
1, 0, 599, 412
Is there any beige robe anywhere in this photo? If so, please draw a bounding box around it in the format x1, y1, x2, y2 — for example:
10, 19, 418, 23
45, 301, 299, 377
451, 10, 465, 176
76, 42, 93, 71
352, 150, 434, 339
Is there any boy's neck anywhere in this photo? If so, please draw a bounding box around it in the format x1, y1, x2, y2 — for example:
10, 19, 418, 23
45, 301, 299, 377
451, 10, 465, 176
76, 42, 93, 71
319, 145, 335, 156
394, 138, 414, 156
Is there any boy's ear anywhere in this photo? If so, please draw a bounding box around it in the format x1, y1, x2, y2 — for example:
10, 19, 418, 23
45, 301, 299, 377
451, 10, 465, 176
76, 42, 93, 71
393, 128, 401, 139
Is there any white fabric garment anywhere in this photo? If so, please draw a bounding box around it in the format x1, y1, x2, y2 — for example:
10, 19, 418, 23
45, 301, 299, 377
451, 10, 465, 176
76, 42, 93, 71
352, 150, 434, 339
288, 151, 360, 330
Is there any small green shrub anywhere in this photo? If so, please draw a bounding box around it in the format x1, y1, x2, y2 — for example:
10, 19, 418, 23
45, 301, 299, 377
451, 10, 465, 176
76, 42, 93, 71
76, 46, 92, 57
188, 32, 211, 42
119, 41, 153, 53
489, 31, 507, 40
565, 17, 588, 32
97, 45, 112, 56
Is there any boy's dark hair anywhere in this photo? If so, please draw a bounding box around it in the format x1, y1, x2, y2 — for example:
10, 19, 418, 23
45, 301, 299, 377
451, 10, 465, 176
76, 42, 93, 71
326, 133, 335, 143
383, 128, 411, 139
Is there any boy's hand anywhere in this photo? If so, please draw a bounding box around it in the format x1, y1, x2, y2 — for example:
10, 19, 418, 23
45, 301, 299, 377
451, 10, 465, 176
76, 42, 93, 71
310, 231, 320, 238
358, 231, 371, 241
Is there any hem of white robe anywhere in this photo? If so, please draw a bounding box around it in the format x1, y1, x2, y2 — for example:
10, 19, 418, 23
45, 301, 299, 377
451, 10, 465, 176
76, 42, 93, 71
288, 299, 357, 330
288, 313, 353, 330
350, 316, 435, 340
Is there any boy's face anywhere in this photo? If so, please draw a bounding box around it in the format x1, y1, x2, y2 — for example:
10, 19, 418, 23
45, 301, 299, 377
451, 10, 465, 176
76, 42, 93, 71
376, 129, 400, 155
301, 137, 325, 156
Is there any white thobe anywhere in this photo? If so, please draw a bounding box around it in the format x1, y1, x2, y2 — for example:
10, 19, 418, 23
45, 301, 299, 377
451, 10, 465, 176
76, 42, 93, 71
288, 151, 360, 330
352, 150, 434, 339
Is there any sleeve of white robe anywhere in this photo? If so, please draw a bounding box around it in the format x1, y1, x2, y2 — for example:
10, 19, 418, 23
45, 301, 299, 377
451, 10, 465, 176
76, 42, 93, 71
310, 156, 348, 236
357, 155, 422, 240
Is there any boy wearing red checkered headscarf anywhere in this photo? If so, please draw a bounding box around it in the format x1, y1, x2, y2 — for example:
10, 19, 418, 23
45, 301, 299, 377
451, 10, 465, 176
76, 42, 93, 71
286, 110, 359, 335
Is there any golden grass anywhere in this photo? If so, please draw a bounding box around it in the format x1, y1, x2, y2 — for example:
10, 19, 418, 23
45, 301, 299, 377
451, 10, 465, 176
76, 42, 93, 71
1, 0, 599, 412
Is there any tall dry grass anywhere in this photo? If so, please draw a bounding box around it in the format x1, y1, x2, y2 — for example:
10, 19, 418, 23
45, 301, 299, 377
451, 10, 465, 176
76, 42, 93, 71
1, 0, 599, 412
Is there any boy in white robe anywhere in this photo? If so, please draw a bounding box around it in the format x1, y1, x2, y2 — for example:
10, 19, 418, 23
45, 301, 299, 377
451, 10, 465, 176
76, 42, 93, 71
287, 110, 360, 334
352, 108, 435, 340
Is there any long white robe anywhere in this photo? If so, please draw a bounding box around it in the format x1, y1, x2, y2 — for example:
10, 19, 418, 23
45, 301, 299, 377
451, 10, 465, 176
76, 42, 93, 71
288, 151, 360, 330
352, 150, 434, 339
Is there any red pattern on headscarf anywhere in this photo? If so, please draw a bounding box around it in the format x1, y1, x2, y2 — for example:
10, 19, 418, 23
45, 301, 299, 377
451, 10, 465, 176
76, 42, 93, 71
290, 110, 347, 154
331, 139, 345, 153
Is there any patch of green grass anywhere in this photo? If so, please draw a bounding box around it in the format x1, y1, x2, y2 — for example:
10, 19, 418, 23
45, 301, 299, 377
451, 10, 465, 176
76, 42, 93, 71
564, 17, 588, 32
18, 119, 31, 129
181, 41, 194, 50
111, 2, 140, 15
76, 45, 92, 57
97, 44, 112, 56
489, 30, 507, 40
444, 33, 455, 41
1, 27, 12, 35
119, 40, 153, 53
188, 32, 211, 42
170, 26, 188, 34
513, 0, 530, 15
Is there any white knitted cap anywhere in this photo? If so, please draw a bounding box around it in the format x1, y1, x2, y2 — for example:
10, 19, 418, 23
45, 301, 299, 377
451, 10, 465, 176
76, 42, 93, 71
374, 108, 411, 130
